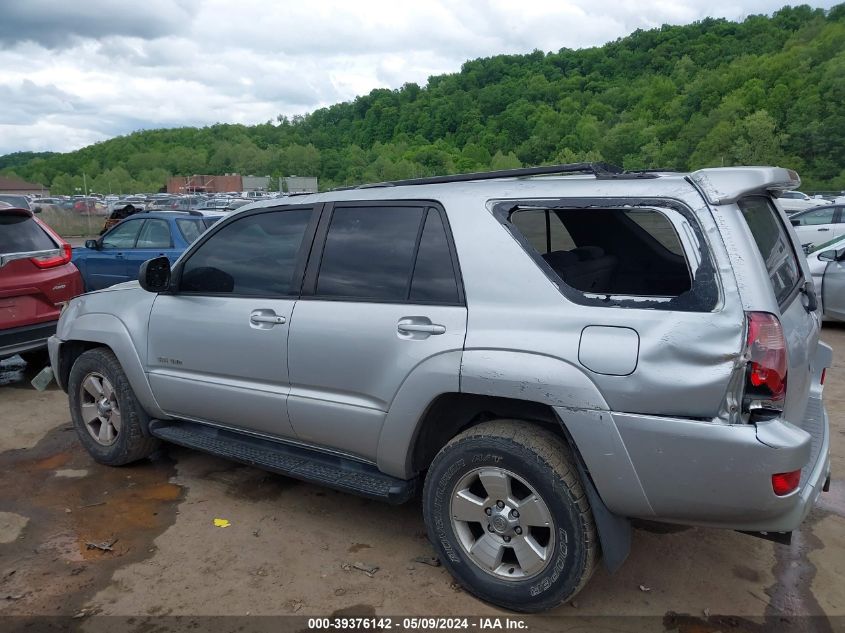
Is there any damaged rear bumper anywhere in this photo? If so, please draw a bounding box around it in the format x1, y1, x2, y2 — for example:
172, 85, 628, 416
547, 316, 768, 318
558, 394, 830, 533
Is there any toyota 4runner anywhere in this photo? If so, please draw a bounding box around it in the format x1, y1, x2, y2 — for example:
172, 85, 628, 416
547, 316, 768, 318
48, 163, 832, 612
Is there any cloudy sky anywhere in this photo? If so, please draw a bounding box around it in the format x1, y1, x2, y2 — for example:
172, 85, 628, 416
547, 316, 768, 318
0, 0, 839, 156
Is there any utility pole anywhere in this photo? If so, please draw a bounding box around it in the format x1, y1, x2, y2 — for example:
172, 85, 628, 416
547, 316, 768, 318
83, 172, 92, 236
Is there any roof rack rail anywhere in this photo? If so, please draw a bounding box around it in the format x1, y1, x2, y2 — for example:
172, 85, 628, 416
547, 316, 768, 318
338, 162, 659, 191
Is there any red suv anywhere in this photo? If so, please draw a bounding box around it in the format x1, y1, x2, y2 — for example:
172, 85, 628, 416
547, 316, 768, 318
0, 206, 83, 364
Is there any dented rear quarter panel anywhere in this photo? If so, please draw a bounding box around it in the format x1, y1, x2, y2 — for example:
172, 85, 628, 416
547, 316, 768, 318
440, 177, 746, 419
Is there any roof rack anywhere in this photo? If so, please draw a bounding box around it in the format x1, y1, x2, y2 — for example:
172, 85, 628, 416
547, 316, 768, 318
335, 162, 659, 191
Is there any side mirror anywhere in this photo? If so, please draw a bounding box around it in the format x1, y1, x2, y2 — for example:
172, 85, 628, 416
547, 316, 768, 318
85, 239, 100, 250
33, 206, 42, 214
790, 219, 800, 227
818, 249, 845, 262
139, 256, 171, 293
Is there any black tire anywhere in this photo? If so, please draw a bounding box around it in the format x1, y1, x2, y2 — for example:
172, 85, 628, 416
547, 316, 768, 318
422, 420, 598, 612
68, 347, 160, 465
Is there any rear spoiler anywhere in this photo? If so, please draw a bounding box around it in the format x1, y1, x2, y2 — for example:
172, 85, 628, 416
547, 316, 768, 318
688, 167, 801, 205
0, 206, 33, 218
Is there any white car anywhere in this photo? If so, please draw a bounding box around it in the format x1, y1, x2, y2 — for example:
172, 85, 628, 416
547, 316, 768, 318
776, 190, 828, 214
790, 204, 845, 250
806, 235, 845, 321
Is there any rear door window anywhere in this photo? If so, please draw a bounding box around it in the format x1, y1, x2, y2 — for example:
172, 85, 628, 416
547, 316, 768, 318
737, 196, 802, 306
409, 209, 460, 303
0, 214, 55, 253
316, 206, 425, 301
176, 219, 204, 243
314, 204, 461, 304
135, 219, 172, 249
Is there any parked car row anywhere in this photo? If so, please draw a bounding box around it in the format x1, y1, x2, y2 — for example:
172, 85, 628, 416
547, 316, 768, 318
788, 203, 845, 250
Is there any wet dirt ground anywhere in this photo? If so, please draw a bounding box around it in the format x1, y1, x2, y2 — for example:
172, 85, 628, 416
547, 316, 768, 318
1, 326, 844, 632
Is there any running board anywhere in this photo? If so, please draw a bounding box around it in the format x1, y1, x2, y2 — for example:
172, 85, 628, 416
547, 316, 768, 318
149, 420, 416, 504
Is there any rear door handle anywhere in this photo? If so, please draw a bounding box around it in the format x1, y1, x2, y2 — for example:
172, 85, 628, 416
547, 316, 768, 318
397, 322, 446, 335
818, 228, 830, 231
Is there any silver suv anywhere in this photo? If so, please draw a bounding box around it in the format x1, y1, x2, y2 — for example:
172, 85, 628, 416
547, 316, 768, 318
49, 164, 832, 612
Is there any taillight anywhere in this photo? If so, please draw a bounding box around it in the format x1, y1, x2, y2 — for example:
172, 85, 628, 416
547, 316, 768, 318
30, 243, 72, 269
30, 218, 73, 269
772, 470, 800, 496
743, 312, 788, 417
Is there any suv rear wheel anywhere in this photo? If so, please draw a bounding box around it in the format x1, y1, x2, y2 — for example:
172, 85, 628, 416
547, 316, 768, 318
422, 420, 597, 612
68, 348, 160, 465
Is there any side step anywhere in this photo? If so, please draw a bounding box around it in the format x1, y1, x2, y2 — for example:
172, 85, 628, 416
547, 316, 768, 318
149, 420, 416, 504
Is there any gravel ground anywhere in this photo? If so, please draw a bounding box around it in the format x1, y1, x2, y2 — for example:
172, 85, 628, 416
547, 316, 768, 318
0, 325, 843, 631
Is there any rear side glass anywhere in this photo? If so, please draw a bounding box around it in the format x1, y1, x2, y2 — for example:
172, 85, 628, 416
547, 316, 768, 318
135, 219, 172, 249
0, 215, 55, 253
316, 206, 424, 300
176, 219, 204, 243
792, 207, 835, 225
737, 196, 801, 306
509, 207, 691, 296
410, 209, 460, 303
511, 209, 575, 253
624, 210, 685, 256
181, 210, 312, 296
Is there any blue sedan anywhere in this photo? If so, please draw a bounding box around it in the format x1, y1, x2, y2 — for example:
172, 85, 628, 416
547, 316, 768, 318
73, 212, 222, 291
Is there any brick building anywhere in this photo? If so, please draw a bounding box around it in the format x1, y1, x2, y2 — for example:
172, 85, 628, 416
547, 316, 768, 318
0, 176, 48, 196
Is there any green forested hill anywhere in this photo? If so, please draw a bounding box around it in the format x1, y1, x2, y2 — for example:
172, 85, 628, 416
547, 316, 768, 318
4, 4, 844, 193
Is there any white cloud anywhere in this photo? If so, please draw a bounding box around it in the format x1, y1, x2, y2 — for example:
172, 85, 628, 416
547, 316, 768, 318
0, 0, 839, 155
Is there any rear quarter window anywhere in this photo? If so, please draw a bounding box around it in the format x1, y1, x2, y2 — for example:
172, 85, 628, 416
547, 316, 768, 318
737, 196, 802, 306
508, 206, 691, 297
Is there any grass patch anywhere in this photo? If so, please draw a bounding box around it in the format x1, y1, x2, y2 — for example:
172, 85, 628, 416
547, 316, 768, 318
38, 206, 104, 238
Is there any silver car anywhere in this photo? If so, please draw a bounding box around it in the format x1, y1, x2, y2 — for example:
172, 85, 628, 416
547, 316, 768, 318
807, 235, 845, 321
48, 164, 832, 612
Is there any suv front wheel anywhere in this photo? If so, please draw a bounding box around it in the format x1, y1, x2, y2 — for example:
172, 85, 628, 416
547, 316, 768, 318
422, 421, 598, 612
68, 347, 160, 465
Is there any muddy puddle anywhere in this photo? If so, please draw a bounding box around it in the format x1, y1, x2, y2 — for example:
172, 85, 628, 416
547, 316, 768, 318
0, 421, 183, 619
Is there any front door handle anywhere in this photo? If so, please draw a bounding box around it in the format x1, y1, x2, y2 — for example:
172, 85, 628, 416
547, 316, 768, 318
250, 311, 286, 326
818, 227, 830, 231
397, 321, 446, 335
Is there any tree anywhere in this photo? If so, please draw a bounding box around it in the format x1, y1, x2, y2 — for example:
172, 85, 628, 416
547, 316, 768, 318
4, 7, 844, 189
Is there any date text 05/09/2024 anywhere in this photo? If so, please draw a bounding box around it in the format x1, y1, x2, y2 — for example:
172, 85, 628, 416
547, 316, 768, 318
307, 617, 528, 630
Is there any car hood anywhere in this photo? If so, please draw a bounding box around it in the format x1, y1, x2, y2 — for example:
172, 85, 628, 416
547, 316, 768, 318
84, 280, 141, 294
